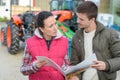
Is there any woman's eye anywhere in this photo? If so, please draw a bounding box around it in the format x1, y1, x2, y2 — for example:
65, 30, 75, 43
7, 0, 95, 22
49, 22, 57, 28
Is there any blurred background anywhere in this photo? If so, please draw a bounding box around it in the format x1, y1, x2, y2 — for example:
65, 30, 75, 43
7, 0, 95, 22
0, 0, 120, 27
0, 0, 120, 80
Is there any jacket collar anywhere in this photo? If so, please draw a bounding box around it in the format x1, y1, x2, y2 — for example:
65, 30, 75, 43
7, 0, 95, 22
34, 28, 63, 39
95, 21, 105, 33
76, 21, 105, 38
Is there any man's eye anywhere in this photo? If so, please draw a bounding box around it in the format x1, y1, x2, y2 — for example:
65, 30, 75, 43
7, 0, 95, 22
78, 18, 84, 21
49, 25, 53, 28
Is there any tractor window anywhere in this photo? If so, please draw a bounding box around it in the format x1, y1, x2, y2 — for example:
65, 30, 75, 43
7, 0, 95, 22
24, 14, 33, 24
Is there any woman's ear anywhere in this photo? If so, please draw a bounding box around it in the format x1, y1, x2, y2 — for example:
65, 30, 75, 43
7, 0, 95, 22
39, 27, 44, 33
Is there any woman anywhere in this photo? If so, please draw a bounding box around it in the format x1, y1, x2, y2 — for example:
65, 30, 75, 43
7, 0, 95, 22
20, 11, 69, 80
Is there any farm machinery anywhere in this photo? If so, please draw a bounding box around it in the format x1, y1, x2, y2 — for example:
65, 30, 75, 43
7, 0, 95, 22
0, 0, 83, 55
50, 0, 83, 32
0, 11, 36, 54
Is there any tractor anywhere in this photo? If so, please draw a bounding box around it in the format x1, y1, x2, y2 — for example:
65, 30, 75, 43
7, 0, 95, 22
0, 11, 36, 54
50, 0, 83, 32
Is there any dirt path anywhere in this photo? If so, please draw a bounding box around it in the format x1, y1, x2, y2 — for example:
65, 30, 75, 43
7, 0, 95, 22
0, 22, 27, 80
0, 44, 27, 80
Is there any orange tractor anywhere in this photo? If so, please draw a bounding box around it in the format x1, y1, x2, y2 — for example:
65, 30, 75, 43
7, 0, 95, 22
0, 11, 36, 54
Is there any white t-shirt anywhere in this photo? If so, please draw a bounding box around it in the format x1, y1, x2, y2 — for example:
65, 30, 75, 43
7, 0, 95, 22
83, 29, 99, 80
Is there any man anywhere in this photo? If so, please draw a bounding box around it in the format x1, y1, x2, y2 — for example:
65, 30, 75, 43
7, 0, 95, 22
70, 1, 120, 80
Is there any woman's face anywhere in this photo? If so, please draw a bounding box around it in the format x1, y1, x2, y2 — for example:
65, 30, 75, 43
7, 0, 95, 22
40, 16, 57, 40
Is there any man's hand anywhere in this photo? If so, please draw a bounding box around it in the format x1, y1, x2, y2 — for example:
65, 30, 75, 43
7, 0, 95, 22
91, 60, 106, 70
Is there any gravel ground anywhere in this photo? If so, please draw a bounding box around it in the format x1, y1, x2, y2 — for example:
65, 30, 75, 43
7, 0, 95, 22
0, 22, 27, 80
0, 44, 28, 80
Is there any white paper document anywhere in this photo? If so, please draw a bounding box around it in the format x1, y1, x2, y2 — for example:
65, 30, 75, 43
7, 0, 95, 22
36, 54, 97, 77
36, 56, 65, 76
64, 54, 97, 74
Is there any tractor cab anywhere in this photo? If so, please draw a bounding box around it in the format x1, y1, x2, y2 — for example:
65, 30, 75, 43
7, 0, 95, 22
22, 12, 35, 28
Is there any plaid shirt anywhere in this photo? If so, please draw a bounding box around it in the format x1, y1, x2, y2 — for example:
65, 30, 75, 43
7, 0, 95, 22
20, 45, 69, 75
20, 45, 39, 75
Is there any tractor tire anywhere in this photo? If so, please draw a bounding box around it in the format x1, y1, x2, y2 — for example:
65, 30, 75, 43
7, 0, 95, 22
0, 27, 7, 45
6, 24, 20, 54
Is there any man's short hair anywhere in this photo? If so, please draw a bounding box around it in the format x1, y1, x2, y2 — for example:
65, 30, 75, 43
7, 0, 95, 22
77, 1, 98, 20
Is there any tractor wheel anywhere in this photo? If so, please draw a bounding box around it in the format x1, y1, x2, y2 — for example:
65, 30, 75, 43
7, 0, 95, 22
6, 24, 20, 54
0, 27, 7, 45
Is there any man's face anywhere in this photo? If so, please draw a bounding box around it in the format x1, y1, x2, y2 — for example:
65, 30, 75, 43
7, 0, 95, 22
77, 13, 93, 29
40, 16, 57, 40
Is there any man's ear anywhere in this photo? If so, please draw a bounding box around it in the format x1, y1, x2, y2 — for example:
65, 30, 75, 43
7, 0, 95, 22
92, 17, 95, 21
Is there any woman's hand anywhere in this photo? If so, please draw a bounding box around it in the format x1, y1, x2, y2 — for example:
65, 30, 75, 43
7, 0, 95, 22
91, 60, 106, 70
34, 60, 47, 68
